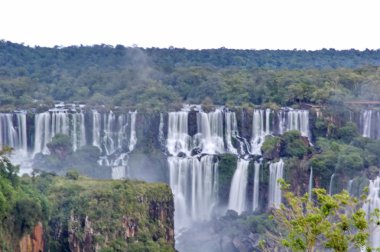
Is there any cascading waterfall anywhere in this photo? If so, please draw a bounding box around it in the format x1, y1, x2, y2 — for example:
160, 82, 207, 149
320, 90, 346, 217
168, 156, 218, 229
228, 159, 249, 214
252, 161, 260, 212
268, 159, 284, 209
167, 109, 220, 237
167, 111, 192, 156
279, 109, 310, 139
362, 176, 380, 249
195, 109, 225, 154
250, 109, 271, 155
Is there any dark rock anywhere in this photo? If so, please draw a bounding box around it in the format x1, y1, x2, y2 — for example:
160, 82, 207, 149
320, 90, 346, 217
177, 152, 187, 158
191, 147, 202, 156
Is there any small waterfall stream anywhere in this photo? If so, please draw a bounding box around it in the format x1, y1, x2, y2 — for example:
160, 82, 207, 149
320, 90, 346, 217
268, 159, 284, 209
252, 161, 260, 212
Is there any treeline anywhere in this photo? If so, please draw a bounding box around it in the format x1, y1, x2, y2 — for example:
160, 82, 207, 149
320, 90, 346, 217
1, 41, 380, 110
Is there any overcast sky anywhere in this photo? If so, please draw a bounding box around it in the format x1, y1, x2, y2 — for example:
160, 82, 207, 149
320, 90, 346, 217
1, 0, 379, 50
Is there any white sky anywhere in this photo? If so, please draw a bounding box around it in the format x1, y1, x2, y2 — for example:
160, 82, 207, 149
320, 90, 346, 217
1, 0, 379, 50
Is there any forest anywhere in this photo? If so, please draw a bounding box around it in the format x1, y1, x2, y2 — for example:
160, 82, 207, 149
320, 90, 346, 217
1, 40, 380, 111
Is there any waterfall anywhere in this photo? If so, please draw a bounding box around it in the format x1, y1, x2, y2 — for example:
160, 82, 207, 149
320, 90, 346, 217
279, 109, 310, 139
250, 109, 271, 155
361, 110, 372, 138
227, 159, 249, 214
225, 111, 238, 154
347, 179, 353, 196
103, 111, 116, 155
33, 112, 51, 155
71, 111, 86, 152
129, 111, 137, 151
362, 176, 380, 249
92, 110, 101, 150
0, 113, 27, 155
268, 159, 284, 209
361, 110, 380, 139
33, 110, 84, 156
167, 111, 191, 156
329, 173, 335, 195
308, 167, 313, 201
168, 156, 218, 230
167, 109, 220, 235
252, 161, 260, 212
195, 109, 224, 154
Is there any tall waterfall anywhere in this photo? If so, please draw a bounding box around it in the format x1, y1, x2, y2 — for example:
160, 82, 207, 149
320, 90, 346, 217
168, 156, 218, 229
228, 159, 249, 214
268, 159, 284, 209
250, 109, 271, 155
362, 176, 380, 249
252, 161, 260, 212
279, 109, 310, 139
361, 110, 380, 139
167, 110, 220, 235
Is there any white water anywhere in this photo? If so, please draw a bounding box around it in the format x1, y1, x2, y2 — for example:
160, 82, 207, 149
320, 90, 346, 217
92, 110, 101, 150
250, 109, 271, 155
362, 176, 380, 249
168, 156, 218, 230
228, 159, 249, 214
361, 110, 380, 139
329, 173, 335, 195
252, 161, 260, 212
268, 159, 284, 209
225, 111, 238, 154
167, 111, 192, 156
0, 113, 27, 155
129, 111, 137, 151
308, 167, 313, 201
195, 109, 225, 154
279, 109, 310, 139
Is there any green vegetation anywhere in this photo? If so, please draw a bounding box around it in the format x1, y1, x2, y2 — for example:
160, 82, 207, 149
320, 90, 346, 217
264, 182, 374, 252
0, 149, 175, 251
1, 41, 380, 111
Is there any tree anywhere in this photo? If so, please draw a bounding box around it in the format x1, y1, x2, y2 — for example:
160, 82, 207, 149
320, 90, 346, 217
263, 181, 376, 252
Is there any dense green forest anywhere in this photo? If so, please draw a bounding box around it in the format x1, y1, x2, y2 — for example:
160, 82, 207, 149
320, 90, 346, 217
1, 41, 380, 111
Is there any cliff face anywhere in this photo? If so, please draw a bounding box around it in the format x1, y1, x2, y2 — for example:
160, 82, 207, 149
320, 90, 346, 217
19, 222, 44, 252
7, 176, 175, 252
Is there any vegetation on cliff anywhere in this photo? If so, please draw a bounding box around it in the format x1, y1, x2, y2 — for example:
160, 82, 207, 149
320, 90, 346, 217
0, 149, 175, 252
